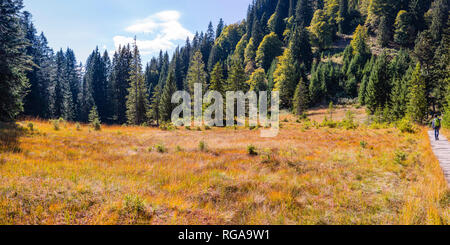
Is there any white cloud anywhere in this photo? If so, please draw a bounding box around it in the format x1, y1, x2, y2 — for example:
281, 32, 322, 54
114, 10, 193, 56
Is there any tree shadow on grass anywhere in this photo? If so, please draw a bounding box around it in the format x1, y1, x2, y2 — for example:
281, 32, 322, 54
0, 122, 27, 153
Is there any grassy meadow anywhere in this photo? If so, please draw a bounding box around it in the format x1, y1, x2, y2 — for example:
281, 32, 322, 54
0, 107, 449, 225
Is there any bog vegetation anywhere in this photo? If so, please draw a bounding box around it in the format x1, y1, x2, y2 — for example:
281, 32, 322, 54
0, 0, 449, 225
0, 108, 449, 225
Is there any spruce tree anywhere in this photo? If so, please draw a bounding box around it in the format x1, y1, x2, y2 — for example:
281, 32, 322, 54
149, 83, 162, 126
377, 16, 390, 47
309, 10, 334, 51
216, 18, 224, 39
0, 0, 32, 121
293, 77, 309, 116
394, 10, 414, 47
159, 71, 177, 122
227, 59, 248, 92
295, 0, 313, 27
274, 47, 299, 108
255, 32, 283, 71
186, 51, 208, 95
126, 38, 149, 125
337, 0, 349, 34
209, 62, 226, 96
247, 68, 267, 93
365, 53, 391, 114
390, 67, 412, 120
290, 25, 313, 71
407, 63, 428, 123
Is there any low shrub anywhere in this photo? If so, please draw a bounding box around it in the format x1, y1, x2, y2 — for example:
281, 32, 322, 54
397, 118, 416, 134
155, 144, 167, 153
247, 145, 258, 156
92, 119, 101, 131
340, 111, 358, 130
51, 120, 60, 131
27, 122, 34, 132
199, 141, 207, 152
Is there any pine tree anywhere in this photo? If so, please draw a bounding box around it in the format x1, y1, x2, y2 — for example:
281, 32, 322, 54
186, 51, 208, 95
358, 57, 375, 105
126, 38, 149, 125
159, 71, 177, 122
0, 0, 32, 121
290, 25, 313, 71
209, 62, 226, 96
247, 68, 267, 93
430, 0, 449, 41
255, 32, 283, 71
309, 10, 334, 51
365, 53, 391, 114
244, 37, 257, 75
149, 83, 162, 126
338, 0, 349, 34
407, 63, 428, 123
295, 0, 313, 27
88, 105, 100, 124
394, 10, 414, 47
377, 16, 390, 47
227, 59, 248, 92
293, 77, 309, 115
216, 18, 225, 39
274, 47, 299, 108
109, 45, 132, 124
350, 25, 370, 56
390, 66, 413, 120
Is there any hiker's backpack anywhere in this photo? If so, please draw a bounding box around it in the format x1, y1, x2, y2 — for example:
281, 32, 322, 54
435, 118, 441, 128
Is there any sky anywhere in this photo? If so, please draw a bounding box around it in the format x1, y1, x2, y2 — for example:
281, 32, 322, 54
23, 0, 252, 64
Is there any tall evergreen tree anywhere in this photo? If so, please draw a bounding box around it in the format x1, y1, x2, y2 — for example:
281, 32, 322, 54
293, 77, 309, 115
295, 0, 313, 26
289, 25, 313, 71
216, 18, 225, 39
0, 0, 32, 121
390, 66, 413, 120
365, 53, 391, 114
407, 63, 428, 123
186, 51, 208, 94
159, 71, 177, 122
255, 32, 283, 71
394, 10, 414, 47
209, 62, 226, 96
274, 47, 299, 108
227, 59, 248, 92
126, 38, 149, 125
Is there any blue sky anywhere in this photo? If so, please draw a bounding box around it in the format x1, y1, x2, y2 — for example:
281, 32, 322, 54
23, 0, 252, 64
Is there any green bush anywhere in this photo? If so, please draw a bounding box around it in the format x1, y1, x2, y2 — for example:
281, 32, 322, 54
92, 119, 101, 131
51, 120, 60, 131
123, 194, 146, 214
360, 141, 368, 149
321, 116, 337, 128
199, 141, 207, 152
75, 123, 81, 131
247, 145, 258, 156
397, 118, 416, 134
394, 150, 408, 165
443, 110, 450, 129
27, 122, 34, 132
340, 111, 358, 130
155, 144, 167, 153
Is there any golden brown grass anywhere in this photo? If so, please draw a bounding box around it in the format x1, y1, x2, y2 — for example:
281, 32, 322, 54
0, 110, 448, 225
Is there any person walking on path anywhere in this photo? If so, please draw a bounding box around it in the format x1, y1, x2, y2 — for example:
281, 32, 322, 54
432, 115, 442, 141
